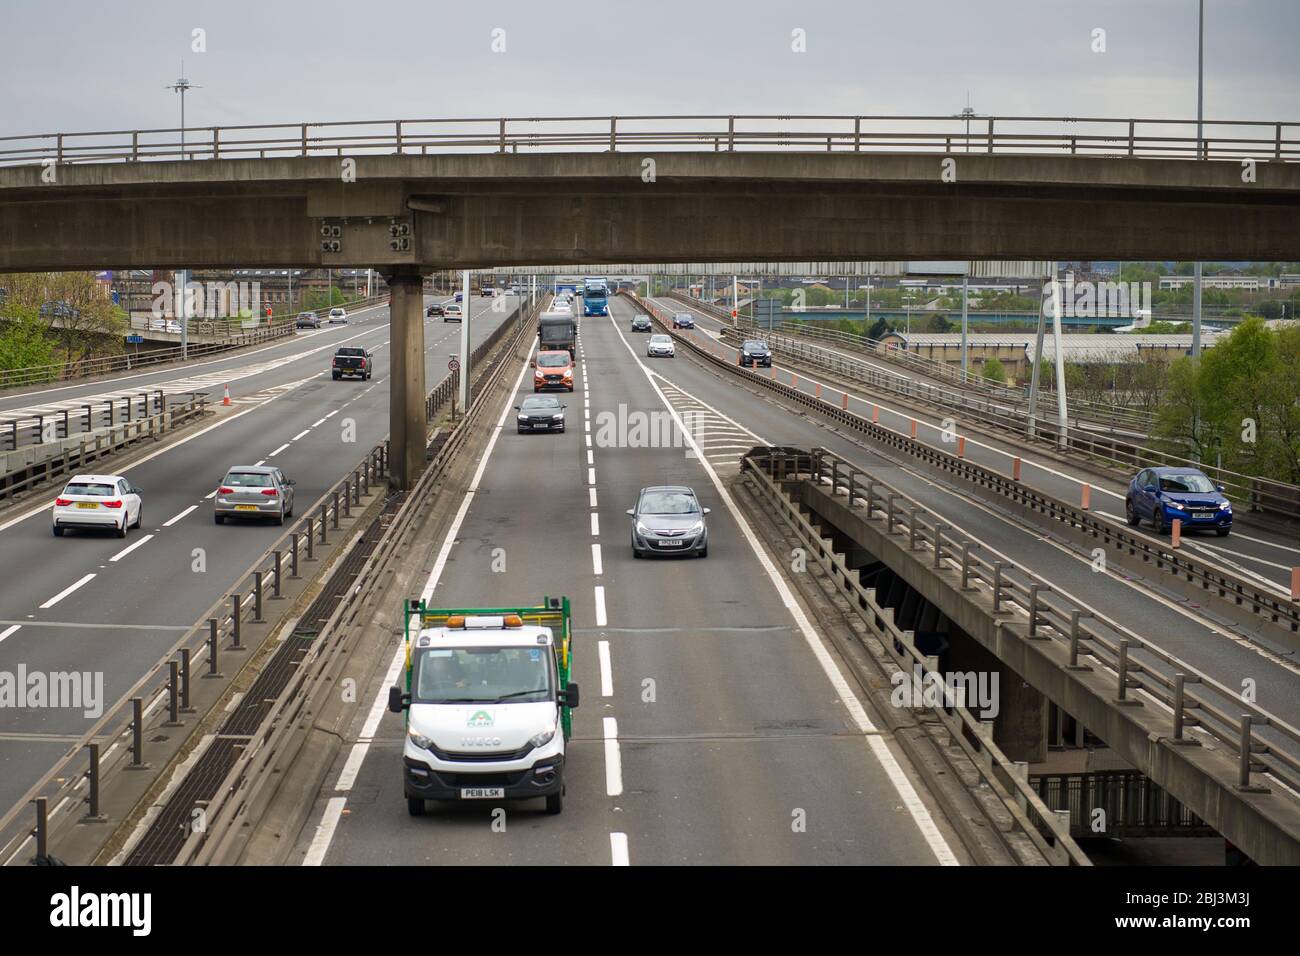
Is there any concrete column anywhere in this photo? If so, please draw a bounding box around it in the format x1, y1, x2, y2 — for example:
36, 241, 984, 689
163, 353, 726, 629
385, 269, 426, 490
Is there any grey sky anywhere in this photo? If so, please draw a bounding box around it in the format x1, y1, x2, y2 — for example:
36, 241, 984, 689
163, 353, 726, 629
1, 0, 1296, 136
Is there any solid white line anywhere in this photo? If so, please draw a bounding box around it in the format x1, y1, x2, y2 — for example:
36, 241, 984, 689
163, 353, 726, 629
610, 832, 630, 866
603, 717, 623, 796
611, 305, 960, 865
588, 467, 596, 486
109, 534, 154, 563
292, 429, 310, 441
269, 443, 290, 457
598, 639, 613, 695
589, 487, 598, 508
0, 624, 20, 643
590, 512, 600, 537
591, 543, 603, 576
163, 505, 197, 527
39, 573, 96, 609
302, 797, 348, 866
594, 585, 607, 627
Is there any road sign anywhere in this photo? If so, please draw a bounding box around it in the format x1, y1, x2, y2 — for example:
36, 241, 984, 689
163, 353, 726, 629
448, 357, 460, 372
125, 334, 144, 344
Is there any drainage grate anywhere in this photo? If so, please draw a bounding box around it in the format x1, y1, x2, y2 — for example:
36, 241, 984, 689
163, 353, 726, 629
124, 490, 407, 865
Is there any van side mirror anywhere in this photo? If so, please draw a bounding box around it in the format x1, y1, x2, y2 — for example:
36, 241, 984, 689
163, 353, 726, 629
561, 682, 580, 709
388, 686, 409, 714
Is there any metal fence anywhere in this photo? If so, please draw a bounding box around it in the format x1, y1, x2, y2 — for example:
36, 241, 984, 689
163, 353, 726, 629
0, 114, 1297, 167
1032, 770, 1217, 837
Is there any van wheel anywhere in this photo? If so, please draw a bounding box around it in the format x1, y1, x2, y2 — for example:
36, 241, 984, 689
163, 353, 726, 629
545, 790, 563, 815
407, 797, 426, 817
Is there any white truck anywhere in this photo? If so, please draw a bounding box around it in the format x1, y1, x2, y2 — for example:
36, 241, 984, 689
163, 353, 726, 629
388, 597, 579, 816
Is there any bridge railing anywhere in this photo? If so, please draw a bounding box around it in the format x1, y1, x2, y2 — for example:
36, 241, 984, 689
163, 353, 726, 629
1, 114, 1297, 166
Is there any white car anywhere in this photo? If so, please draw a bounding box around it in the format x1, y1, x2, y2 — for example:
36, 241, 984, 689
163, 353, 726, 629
328, 307, 348, 324
647, 333, 675, 358
52, 473, 143, 538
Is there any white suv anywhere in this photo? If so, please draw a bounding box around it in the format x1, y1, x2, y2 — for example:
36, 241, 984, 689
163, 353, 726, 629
328, 307, 348, 324
52, 474, 143, 538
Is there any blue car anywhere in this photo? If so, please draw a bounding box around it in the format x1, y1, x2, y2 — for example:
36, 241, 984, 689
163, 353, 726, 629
1125, 466, 1232, 537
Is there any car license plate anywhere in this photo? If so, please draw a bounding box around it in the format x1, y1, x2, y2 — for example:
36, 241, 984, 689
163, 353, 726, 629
76, 502, 97, 509
1193, 512, 1214, 520
658, 539, 684, 548
235, 505, 259, 512
460, 787, 504, 799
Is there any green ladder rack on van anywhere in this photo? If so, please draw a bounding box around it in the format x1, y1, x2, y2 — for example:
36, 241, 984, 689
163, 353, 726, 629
402, 596, 574, 738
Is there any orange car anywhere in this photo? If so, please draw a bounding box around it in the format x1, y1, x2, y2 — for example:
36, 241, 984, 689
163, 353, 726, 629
533, 350, 574, 392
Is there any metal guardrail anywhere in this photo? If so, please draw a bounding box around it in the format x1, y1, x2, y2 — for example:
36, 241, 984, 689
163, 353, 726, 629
1032, 770, 1216, 838
754, 445, 1300, 822
0, 297, 534, 865
741, 449, 1089, 865
0, 293, 389, 392
625, 291, 1300, 635
0, 114, 1297, 166
670, 295, 1300, 520
0, 393, 207, 504
669, 291, 1154, 433
169, 297, 540, 865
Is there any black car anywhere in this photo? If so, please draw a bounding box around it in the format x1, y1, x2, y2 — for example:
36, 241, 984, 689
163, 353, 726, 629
426, 303, 445, 317
739, 339, 773, 367
631, 314, 652, 333
332, 346, 373, 380
515, 395, 566, 433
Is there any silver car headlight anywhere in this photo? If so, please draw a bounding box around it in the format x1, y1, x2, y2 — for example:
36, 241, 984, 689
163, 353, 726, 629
686, 521, 704, 535
408, 729, 434, 750
517, 414, 528, 421
529, 725, 557, 748
552, 413, 564, 420
635, 521, 652, 536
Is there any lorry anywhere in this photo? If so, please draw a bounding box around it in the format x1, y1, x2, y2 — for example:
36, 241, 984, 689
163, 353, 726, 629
538, 310, 577, 356
582, 278, 609, 316
388, 597, 579, 816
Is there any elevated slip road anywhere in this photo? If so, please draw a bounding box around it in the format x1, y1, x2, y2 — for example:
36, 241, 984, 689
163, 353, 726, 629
0, 295, 514, 814
293, 306, 961, 866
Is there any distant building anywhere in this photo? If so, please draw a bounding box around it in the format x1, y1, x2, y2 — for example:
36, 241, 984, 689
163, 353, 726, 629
1159, 274, 1269, 291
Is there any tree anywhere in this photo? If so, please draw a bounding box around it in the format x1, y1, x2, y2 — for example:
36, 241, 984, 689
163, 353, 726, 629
982, 357, 1007, 385
921, 313, 953, 333
0, 304, 57, 379
0, 272, 126, 365
865, 316, 892, 341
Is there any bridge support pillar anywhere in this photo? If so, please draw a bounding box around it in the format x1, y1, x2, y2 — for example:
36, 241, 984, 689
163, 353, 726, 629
385, 268, 426, 490
949, 636, 1048, 763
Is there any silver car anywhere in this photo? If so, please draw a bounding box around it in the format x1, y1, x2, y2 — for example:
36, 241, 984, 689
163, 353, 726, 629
214, 465, 296, 525
627, 485, 710, 558
647, 333, 675, 358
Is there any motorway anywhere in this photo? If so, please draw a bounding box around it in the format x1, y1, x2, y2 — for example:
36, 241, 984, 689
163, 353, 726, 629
294, 303, 964, 866
678, 302, 1300, 599
0, 293, 514, 813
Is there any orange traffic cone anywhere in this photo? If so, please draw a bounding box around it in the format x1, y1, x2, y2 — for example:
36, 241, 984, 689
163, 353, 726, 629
222, 384, 231, 407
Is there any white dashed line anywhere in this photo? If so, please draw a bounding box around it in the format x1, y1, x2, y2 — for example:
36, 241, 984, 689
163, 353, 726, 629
163, 505, 197, 527
610, 832, 630, 866
40, 573, 96, 609
591, 543, 603, 576
598, 640, 613, 695
269, 443, 290, 457
109, 534, 154, 563
292, 429, 310, 441
0, 624, 20, 643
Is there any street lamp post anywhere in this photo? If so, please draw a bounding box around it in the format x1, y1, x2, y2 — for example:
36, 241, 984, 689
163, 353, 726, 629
1192, 0, 1205, 358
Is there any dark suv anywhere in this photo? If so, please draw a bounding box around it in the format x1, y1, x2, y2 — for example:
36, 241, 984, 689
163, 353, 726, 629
739, 340, 772, 367
332, 346, 373, 380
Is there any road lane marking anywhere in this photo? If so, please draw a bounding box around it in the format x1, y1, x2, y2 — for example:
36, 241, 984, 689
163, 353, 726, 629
292, 429, 310, 441
591, 543, 603, 576
39, 573, 96, 609
588, 467, 596, 485
0, 624, 20, 643
269, 443, 290, 456
312, 417, 328, 427
163, 505, 197, 527
610, 307, 960, 866
598, 639, 613, 695
594, 585, 607, 627
591, 513, 600, 537
603, 717, 623, 796
589, 487, 597, 508
303, 797, 348, 866
109, 534, 154, 562
610, 832, 629, 866
586, 449, 594, 465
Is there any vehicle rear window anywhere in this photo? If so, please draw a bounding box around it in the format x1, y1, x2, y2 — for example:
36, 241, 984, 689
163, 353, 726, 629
639, 491, 698, 515
224, 472, 273, 487
64, 482, 115, 497
336, 347, 365, 356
